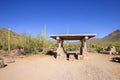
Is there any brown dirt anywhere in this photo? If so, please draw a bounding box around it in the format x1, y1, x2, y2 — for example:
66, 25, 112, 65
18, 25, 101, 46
0, 53, 120, 80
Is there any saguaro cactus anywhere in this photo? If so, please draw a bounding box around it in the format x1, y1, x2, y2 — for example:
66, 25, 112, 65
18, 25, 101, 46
8, 28, 11, 52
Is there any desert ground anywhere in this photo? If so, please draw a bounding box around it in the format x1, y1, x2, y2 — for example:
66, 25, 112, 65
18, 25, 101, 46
0, 52, 120, 80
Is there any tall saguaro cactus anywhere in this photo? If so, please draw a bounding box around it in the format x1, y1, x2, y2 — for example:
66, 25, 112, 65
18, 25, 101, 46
41, 24, 46, 47
8, 28, 11, 52
42, 24, 46, 39
66, 27, 69, 34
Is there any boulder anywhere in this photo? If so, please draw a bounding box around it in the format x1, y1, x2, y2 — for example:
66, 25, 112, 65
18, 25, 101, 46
0, 58, 5, 68
6, 57, 15, 63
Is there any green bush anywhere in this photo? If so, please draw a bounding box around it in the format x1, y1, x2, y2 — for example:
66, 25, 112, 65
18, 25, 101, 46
88, 41, 120, 54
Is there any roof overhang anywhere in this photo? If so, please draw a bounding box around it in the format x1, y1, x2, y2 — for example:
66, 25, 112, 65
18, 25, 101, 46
50, 34, 96, 40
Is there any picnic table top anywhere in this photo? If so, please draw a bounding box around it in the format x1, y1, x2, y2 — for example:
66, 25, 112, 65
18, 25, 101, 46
67, 51, 79, 54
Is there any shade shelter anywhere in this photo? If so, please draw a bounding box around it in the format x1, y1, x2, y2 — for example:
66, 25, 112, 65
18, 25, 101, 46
50, 34, 96, 58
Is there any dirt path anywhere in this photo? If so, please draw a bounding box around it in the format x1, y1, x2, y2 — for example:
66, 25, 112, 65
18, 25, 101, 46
0, 53, 120, 80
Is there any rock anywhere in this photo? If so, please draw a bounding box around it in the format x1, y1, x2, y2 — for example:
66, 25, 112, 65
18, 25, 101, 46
57, 48, 65, 56
0, 50, 9, 57
112, 57, 120, 62
0, 58, 5, 68
0, 60, 4, 68
6, 57, 15, 63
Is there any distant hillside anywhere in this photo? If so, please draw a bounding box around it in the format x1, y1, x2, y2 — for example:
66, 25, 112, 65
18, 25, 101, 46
0, 28, 23, 41
103, 29, 120, 41
0, 28, 120, 42
88, 29, 120, 43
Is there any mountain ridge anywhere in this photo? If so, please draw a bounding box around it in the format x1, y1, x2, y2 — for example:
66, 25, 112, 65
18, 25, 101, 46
0, 28, 120, 41
103, 29, 120, 41
0, 28, 23, 41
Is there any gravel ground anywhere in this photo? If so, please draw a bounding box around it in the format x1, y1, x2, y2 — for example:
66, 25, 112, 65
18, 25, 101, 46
0, 53, 120, 80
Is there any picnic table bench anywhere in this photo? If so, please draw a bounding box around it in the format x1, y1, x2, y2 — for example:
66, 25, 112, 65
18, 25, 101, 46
100, 46, 116, 55
66, 51, 79, 60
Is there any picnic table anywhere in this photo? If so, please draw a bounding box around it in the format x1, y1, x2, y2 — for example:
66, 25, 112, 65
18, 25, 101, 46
66, 51, 79, 60
100, 46, 116, 55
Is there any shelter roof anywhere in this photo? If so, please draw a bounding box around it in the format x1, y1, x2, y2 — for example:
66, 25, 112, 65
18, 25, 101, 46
50, 34, 96, 40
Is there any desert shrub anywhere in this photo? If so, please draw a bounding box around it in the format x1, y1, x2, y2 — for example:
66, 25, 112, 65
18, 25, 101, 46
88, 41, 120, 54
0, 28, 82, 55
0, 43, 3, 50
64, 42, 80, 51
115, 46, 120, 54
